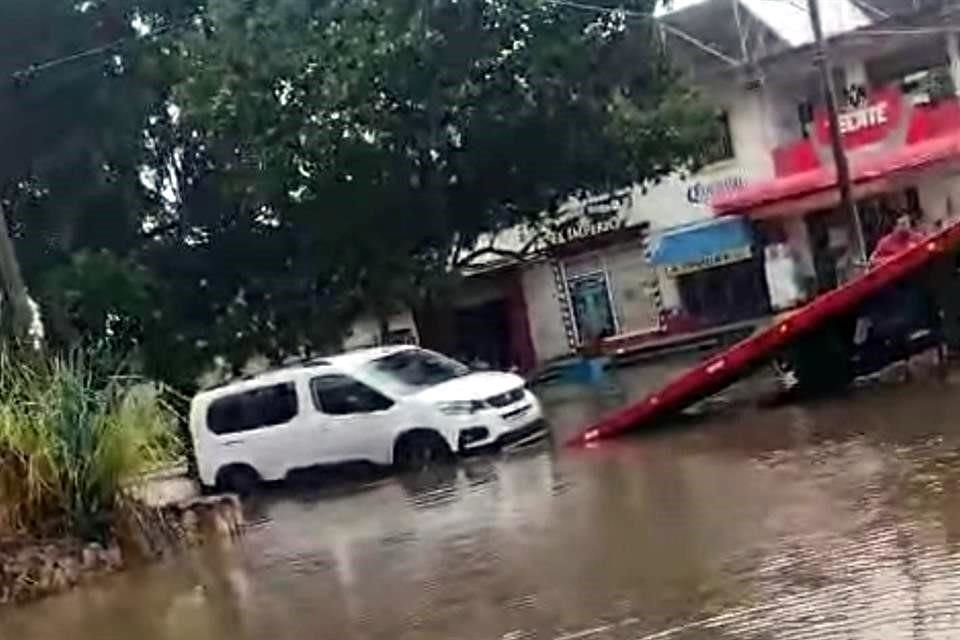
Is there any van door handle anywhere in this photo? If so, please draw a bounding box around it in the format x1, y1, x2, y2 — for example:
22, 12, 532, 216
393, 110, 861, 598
224, 439, 245, 446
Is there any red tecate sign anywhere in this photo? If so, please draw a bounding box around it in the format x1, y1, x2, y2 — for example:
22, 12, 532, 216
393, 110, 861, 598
816, 88, 904, 150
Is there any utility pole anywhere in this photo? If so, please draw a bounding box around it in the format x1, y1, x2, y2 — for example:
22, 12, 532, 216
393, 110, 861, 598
806, 0, 868, 265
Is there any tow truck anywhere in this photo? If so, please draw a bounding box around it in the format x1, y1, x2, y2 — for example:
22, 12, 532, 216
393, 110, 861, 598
567, 219, 960, 447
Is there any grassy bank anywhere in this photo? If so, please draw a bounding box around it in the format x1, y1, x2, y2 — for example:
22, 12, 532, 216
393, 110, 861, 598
0, 350, 181, 541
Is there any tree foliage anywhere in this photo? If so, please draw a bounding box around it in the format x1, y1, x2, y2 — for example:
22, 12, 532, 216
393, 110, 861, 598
165, 0, 719, 350
0, 0, 719, 386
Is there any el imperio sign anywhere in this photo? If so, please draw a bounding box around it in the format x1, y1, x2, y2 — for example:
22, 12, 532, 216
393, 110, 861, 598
546, 217, 626, 246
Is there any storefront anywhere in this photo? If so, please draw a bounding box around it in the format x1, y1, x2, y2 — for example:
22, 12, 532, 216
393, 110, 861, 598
714, 85, 960, 298
648, 217, 770, 329
556, 228, 662, 349
448, 267, 536, 372
494, 218, 666, 361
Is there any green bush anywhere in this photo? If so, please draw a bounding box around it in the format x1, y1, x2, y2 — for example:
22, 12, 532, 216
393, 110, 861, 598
0, 350, 181, 540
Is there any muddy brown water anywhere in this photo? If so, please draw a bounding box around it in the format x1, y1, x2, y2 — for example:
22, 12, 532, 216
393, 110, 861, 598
7, 365, 960, 639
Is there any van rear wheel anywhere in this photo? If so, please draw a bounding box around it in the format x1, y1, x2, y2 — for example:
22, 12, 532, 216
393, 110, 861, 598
394, 432, 452, 472
216, 464, 261, 497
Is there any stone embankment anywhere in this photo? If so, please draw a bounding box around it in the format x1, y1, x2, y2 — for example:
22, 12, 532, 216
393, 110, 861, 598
1, 491, 244, 605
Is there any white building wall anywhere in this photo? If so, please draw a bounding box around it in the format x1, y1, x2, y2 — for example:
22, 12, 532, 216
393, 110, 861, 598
657, 269, 682, 310
726, 88, 778, 180
783, 216, 818, 282
915, 171, 960, 225
344, 310, 420, 351
521, 260, 570, 362
616, 85, 777, 232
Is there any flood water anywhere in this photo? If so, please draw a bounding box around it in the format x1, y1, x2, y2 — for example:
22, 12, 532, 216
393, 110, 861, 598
8, 367, 960, 639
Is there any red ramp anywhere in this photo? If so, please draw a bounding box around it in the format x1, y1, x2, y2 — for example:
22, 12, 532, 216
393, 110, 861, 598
567, 220, 960, 448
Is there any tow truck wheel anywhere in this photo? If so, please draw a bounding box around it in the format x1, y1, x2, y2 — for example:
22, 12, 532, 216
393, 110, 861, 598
777, 327, 855, 395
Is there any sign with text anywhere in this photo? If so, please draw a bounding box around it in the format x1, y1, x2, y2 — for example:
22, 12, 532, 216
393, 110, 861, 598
545, 217, 626, 246
687, 176, 746, 205
664, 245, 753, 276
816, 87, 904, 151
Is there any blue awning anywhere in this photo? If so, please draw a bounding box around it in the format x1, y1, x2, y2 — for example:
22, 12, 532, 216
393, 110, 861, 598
648, 218, 754, 275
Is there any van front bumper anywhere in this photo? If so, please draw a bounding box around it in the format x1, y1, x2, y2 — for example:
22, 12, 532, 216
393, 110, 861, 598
456, 393, 546, 453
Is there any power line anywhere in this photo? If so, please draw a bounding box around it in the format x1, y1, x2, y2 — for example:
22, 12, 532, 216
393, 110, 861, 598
755, 0, 808, 13
18, 36, 129, 77
14, 0, 745, 82
543, 0, 742, 65
849, 0, 889, 19
10, 16, 197, 83
857, 25, 960, 36
550, 0, 960, 61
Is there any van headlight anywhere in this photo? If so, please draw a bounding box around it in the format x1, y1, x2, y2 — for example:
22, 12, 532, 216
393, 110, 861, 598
437, 400, 488, 415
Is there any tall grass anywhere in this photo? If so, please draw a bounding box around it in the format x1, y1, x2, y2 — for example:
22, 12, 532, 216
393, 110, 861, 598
0, 350, 181, 540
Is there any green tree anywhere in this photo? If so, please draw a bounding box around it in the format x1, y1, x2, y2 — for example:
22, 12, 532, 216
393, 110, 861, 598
0, 0, 216, 384
1, 0, 719, 383
167, 0, 720, 355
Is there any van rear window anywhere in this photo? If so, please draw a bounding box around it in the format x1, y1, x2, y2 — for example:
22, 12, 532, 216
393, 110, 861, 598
206, 383, 298, 435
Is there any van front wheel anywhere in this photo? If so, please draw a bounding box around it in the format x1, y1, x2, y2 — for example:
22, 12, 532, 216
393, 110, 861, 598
393, 431, 452, 472
216, 464, 261, 497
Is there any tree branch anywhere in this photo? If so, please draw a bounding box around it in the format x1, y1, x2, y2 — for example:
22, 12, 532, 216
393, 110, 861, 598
455, 246, 526, 268
454, 228, 546, 268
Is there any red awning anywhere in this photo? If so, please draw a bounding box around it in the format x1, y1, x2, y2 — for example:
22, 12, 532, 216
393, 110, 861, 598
713, 133, 960, 217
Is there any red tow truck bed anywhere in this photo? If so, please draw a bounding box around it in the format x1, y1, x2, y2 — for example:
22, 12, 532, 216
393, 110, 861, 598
567, 219, 960, 447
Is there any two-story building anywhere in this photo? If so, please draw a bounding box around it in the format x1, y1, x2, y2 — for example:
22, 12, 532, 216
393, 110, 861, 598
696, 0, 960, 298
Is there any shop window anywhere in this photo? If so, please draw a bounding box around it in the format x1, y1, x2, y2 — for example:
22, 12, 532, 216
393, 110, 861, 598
564, 258, 617, 344
678, 259, 770, 326
454, 300, 511, 370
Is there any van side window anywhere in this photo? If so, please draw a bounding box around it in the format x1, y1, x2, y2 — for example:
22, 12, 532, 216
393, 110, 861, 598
311, 375, 394, 415
207, 383, 298, 435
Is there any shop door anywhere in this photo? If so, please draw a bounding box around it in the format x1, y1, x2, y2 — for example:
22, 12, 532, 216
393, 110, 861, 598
453, 299, 511, 370
806, 212, 839, 293
568, 272, 617, 344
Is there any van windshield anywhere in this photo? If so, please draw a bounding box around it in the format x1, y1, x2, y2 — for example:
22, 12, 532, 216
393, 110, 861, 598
359, 349, 470, 396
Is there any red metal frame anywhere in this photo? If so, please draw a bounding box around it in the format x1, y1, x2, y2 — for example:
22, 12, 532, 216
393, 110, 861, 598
566, 219, 960, 447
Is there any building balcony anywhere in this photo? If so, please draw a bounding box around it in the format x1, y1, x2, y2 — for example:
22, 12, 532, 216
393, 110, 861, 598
772, 82, 960, 179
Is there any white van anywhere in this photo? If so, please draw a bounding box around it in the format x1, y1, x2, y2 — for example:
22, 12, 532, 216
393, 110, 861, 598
189, 346, 545, 493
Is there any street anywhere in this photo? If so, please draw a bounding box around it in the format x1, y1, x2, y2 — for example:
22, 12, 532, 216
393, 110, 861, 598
6, 366, 960, 639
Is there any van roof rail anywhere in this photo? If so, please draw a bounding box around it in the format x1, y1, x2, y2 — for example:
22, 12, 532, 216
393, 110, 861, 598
202, 356, 331, 391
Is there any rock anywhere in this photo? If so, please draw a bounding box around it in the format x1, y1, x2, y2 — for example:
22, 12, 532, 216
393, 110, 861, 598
59, 556, 80, 585
38, 557, 58, 590
50, 566, 70, 591
104, 544, 124, 571
219, 496, 244, 536
181, 508, 201, 546
81, 543, 103, 572
1, 491, 245, 608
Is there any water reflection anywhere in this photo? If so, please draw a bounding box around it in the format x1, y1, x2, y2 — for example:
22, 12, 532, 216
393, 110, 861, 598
8, 376, 960, 638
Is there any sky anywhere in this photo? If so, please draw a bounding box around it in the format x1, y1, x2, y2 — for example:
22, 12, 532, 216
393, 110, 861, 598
658, 0, 873, 46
